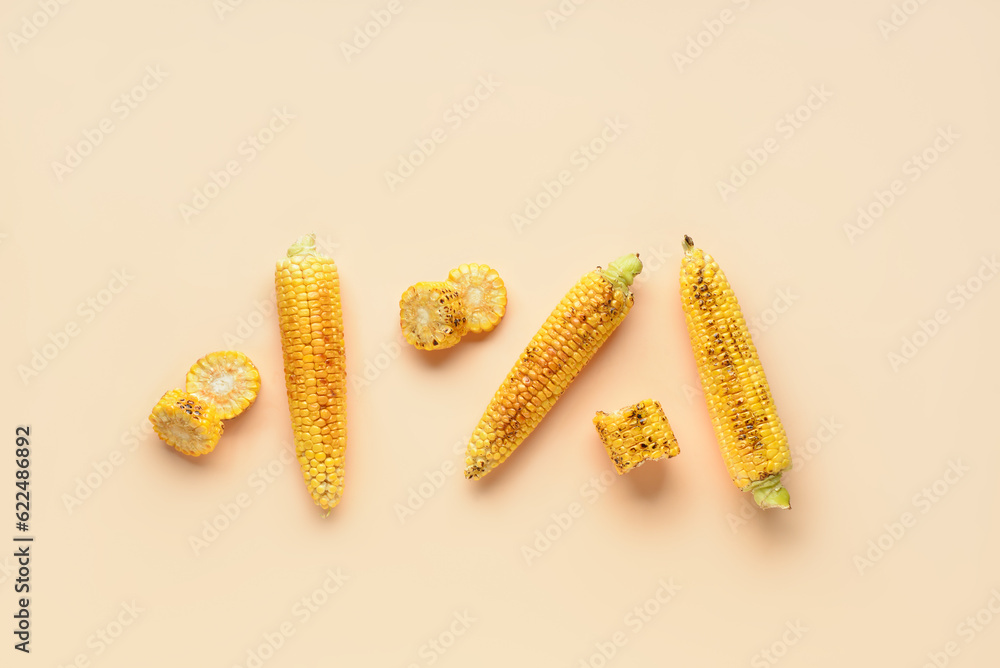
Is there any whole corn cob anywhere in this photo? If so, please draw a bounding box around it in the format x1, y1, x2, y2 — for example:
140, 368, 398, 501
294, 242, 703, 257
679, 235, 791, 509
465, 254, 642, 480
275, 234, 347, 513
593, 399, 680, 474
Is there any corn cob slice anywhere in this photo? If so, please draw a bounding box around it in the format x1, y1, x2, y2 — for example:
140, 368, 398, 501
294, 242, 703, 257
149, 389, 224, 456
679, 235, 792, 509
445, 263, 507, 333
593, 399, 680, 474
399, 281, 468, 350
185, 351, 261, 420
275, 234, 347, 513
465, 254, 643, 480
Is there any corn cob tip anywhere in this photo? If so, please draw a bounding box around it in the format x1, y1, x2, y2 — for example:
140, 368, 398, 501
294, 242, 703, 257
682, 235, 695, 253
287, 234, 318, 258
602, 253, 643, 292
748, 474, 791, 510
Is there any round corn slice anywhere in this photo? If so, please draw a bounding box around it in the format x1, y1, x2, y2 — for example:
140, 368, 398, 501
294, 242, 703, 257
399, 281, 468, 350
149, 389, 224, 456
446, 263, 507, 333
185, 351, 261, 419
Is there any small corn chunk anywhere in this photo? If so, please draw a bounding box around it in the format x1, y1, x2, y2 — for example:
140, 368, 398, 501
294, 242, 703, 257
276, 234, 347, 512
185, 351, 261, 420
149, 389, 224, 456
679, 235, 792, 509
446, 263, 507, 333
465, 254, 643, 480
593, 399, 680, 474
399, 281, 468, 350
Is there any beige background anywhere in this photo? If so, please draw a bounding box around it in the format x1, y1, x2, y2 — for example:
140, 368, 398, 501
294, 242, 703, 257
3, 1, 999, 666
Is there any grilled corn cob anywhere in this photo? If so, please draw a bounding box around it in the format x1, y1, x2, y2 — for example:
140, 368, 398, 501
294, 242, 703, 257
446, 263, 507, 333
399, 281, 468, 350
149, 389, 224, 456
275, 234, 347, 512
679, 235, 791, 509
593, 399, 680, 474
465, 253, 642, 480
185, 351, 261, 419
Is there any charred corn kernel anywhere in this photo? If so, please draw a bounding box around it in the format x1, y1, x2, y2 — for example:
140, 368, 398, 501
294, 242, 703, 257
185, 351, 261, 420
465, 254, 642, 480
149, 389, 224, 456
399, 281, 468, 350
593, 399, 680, 474
446, 263, 507, 333
679, 235, 792, 509
276, 234, 347, 513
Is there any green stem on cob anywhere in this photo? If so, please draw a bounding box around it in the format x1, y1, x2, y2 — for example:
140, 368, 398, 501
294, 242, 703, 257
602, 253, 643, 293
287, 233, 318, 258
748, 474, 791, 510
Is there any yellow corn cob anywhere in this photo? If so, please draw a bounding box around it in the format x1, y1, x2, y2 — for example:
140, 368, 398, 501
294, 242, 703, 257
465, 254, 643, 480
445, 263, 507, 333
593, 399, 680, 474
149, 389, 224, 456
275, 234, 347, 513
399, 281, 468, 350
185, 351, 261, 420
679, 235, 792, 509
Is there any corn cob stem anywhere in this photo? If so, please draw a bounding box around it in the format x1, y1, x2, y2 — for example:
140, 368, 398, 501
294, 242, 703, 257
680, 236, 791, 510
465, 253, 642, 480
748, 476, 790, 510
